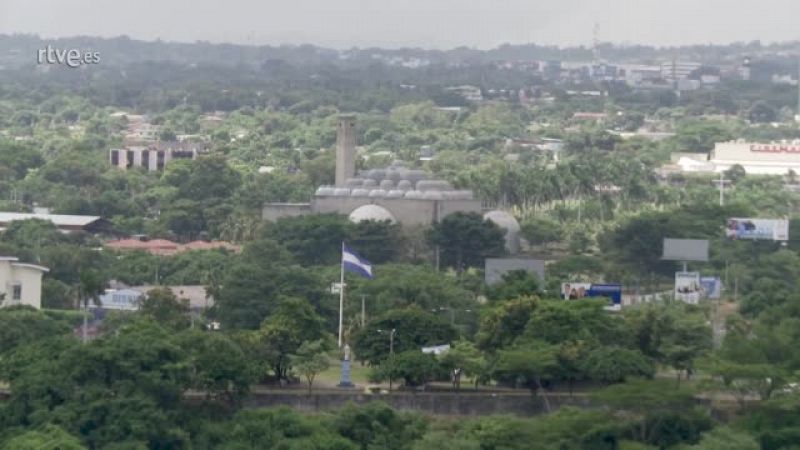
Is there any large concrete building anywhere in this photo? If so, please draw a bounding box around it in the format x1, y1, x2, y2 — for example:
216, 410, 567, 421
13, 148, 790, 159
660, 61, 702, 82
109, 141, 205, 172
262, 115, 521, 251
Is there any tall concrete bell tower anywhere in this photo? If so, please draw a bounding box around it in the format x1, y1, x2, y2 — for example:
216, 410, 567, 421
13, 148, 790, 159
335, 114, 357, 186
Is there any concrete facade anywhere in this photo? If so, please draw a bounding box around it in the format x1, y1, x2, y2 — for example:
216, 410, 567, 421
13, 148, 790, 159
263, 184, 484, 228
312, 196, 482, 227
0, 257, 49, 309
109, 141, 205, 172
260, 203, 313, 222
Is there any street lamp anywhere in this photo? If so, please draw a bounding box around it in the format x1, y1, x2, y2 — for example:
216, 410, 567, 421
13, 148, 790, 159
432, 307, 474, 327
377, 328, 396, 391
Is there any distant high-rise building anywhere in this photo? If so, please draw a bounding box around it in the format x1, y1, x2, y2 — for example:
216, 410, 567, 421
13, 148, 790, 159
661, 61, 702, 82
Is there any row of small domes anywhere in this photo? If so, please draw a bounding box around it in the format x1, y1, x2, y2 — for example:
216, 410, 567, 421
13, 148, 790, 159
316, 186, 474, 200
358, 167, 429, 183
344, 178, 454, 191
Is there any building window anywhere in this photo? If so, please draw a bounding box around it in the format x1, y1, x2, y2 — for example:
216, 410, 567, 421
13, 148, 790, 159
111, 150, 119, 166
12, 283, 21, 301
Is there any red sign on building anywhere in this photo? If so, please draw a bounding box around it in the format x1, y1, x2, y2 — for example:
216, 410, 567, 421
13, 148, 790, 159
751, 144, 800, 153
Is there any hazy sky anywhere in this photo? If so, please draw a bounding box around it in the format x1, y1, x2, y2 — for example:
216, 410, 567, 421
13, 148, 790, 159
0, 0, 797, 49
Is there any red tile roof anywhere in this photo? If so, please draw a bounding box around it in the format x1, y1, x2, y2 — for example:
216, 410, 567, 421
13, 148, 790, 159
105, 238, 240, 255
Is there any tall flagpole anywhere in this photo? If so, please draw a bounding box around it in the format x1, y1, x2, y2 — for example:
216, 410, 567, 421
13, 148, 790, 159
338, 242, 345, 348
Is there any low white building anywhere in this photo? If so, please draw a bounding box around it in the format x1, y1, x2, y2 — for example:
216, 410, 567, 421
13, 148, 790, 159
96, 285, 213, 311
709, 140, 800, 175
0, 257, 49, 309
670, 141, 800, 175
675, 155, 716, 173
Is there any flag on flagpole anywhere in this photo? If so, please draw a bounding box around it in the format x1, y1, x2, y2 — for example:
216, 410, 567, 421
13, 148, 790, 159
342, 244, 373, 279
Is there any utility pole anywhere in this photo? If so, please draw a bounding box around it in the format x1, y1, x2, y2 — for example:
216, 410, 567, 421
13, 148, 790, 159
338, 243, 345, 348
796, 58, 800, 123
388, 329, 396, 391
713, 172, 731, 206
80, 284, 87, 344
361, 294, 366, 328
377, 328, 397, 390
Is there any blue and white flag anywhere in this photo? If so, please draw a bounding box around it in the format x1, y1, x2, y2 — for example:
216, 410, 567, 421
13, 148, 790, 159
342, 244, 373, 279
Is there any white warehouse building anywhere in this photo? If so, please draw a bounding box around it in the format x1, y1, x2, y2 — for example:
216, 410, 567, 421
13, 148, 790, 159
707, 140, 800, 175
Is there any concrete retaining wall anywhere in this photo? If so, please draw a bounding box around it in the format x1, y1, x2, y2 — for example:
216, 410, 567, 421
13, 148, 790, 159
243, 390, 593, 416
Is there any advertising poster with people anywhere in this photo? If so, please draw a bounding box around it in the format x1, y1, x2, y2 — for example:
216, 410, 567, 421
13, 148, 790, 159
675, 272, 702, 304
561, 283, 622, 305
726, 218, 789, 241
700, 277, 722, 299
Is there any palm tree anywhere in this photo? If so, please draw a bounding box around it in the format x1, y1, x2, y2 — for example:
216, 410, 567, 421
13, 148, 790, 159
78, 269, 106, 343
219, 214, 262, 243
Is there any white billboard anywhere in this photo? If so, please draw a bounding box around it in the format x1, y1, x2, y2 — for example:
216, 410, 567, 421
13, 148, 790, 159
726, 218, 789, 241
675, 272, 701, 304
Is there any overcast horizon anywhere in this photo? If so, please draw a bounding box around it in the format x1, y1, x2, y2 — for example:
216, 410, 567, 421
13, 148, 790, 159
1, 0, 799, 50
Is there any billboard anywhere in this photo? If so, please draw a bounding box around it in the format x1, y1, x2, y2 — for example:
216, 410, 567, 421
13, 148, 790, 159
675, 272, 701, 304
726, 218, 789, 241
561, 283, 622, 305
662, 238, 709, 262
485, 258, 545, 285
94, 289, 142, 311
700, 277, 722, 299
